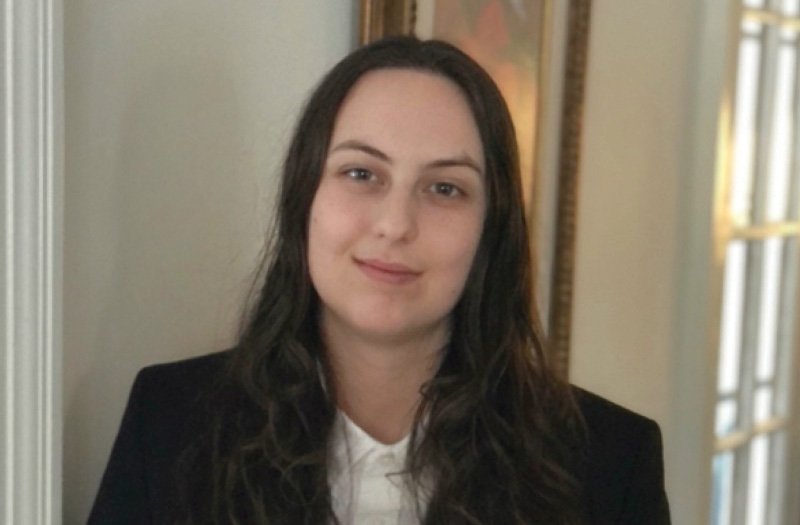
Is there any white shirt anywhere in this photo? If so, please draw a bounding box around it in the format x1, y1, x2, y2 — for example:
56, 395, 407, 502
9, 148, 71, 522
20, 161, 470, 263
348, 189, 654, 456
328, 411, 427, 525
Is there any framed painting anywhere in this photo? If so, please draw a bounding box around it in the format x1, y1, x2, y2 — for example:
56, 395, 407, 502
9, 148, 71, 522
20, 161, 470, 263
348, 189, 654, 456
359, 0, 592, 379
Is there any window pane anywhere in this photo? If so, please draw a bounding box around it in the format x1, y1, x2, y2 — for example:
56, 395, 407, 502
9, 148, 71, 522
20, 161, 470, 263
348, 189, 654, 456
719, 241, 748, 393
765, 43, 797, 222
746, 434, 770, 525
779, 25, 798, 40
742, 19, 764, 35
753, 386, 773, 422
757, 238, 783, 380
731, 37, 763, 221
783, 0, 800, 15
716, 398, 739, 436
711, 451, 736, 525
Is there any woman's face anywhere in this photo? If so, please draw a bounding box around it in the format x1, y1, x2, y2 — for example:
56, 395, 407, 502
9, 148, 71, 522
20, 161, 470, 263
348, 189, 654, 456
308, 68, 486, 348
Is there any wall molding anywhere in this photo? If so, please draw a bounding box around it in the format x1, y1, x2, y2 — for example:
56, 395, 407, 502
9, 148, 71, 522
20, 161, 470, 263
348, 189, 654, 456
668, 0, 739, 523
1, 0, 63, 524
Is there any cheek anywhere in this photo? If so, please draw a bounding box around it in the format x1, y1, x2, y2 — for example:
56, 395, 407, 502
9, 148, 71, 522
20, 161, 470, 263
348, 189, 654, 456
434, 218, 483, 288
308, 207, 336, 264
308, 202, 345, 299
308, 189, 362, 257
434, 210, 483, 258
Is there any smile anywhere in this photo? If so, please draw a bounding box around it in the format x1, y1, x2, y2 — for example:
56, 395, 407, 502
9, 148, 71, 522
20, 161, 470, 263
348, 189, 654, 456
354, 258, 421, 285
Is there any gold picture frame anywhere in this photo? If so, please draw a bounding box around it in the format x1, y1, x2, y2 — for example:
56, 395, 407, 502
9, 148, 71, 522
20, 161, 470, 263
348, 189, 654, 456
359, 0, 592, 379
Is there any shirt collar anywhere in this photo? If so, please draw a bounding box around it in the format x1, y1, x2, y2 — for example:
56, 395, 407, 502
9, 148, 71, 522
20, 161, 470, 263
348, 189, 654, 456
329, 410, 411, 479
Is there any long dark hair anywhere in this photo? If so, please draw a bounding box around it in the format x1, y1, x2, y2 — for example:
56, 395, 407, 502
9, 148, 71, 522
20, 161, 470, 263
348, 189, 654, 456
180, 36, 583, 524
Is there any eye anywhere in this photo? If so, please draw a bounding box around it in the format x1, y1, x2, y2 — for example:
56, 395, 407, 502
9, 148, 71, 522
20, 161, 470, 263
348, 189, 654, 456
429, 182, 463, 198
343, 167, 376, 182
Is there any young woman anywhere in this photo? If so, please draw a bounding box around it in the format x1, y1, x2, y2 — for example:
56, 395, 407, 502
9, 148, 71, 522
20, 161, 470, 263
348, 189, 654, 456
89, 37, 670, 524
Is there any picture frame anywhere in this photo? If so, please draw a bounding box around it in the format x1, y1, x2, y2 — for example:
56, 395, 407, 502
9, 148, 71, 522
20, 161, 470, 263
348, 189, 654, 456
359, 0, 593, 379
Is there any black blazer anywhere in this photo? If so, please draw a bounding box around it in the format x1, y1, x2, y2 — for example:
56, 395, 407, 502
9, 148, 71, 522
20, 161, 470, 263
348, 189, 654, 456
88, 351, 670, 524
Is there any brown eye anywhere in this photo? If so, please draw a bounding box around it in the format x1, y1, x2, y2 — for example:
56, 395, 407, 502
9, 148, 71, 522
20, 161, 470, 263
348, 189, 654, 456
430, 182, 463, 197
343, 168, 376, 182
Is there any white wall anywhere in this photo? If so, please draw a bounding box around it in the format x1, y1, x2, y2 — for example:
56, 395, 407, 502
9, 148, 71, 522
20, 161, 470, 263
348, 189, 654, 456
63, 2, 356, 523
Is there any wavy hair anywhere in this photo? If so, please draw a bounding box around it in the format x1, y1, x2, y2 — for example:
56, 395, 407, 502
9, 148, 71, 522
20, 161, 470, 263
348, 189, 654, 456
179, 36, 583, 524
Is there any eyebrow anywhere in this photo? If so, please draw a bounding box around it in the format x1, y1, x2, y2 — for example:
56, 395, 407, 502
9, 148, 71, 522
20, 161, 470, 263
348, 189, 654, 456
329, 139, 483, 177
330, 140, 392, 163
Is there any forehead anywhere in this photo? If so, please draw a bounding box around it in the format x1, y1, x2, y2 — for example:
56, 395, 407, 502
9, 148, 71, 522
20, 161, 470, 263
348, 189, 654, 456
329, 68, 484, 166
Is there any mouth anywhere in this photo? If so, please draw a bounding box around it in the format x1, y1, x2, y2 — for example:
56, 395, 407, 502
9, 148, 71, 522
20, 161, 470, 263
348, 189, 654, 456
354, 258, 421, 285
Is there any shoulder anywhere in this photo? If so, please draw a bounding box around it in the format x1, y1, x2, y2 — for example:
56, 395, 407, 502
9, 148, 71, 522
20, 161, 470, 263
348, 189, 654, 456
131, 350, 234, 455
89, 350, 236, 524
572, 387, 661, 447
135, 348, 232, 392
571, 387, 671, 524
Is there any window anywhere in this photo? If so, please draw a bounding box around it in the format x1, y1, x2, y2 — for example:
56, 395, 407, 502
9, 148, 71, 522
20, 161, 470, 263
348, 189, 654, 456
711, 1, 800, 524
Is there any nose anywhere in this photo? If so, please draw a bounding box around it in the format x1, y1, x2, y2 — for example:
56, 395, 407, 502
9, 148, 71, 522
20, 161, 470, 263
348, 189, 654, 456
372, 187, 419, 242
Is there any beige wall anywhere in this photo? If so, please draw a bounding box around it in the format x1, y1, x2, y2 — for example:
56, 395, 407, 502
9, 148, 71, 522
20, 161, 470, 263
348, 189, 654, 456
63, 1, 355, 523
64, 1, 718, 523
571, 1, 721, 523
572, 0, 691, 421
572, 1, 693, 418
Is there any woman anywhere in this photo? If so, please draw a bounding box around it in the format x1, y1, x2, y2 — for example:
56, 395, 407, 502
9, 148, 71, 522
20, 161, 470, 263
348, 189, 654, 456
89, 37, 670, 524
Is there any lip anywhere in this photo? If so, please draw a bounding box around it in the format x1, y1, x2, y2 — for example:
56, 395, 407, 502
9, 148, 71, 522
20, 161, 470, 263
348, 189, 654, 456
354, 258, 421, 285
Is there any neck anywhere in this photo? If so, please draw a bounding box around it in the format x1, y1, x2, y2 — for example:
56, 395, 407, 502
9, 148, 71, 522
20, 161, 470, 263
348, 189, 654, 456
322, 321, 445, 445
